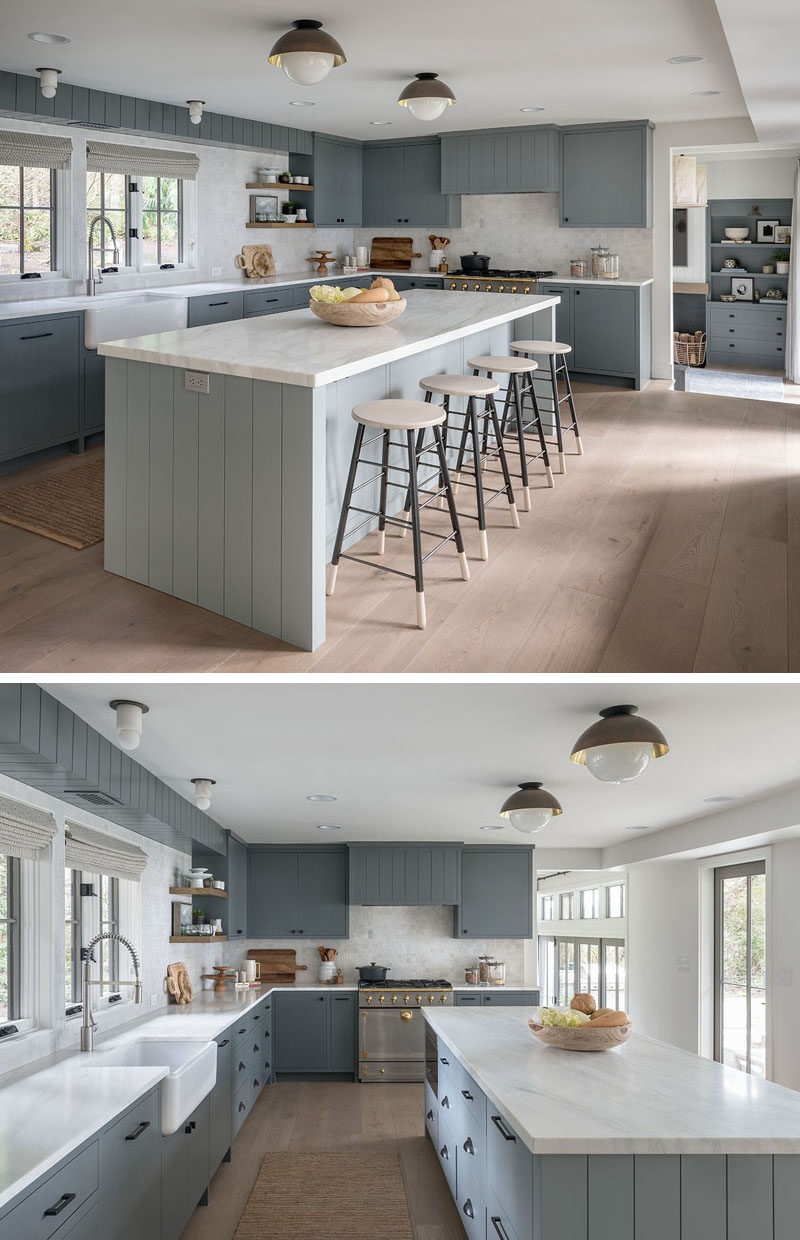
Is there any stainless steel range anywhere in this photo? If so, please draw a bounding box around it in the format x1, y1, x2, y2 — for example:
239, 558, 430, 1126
358, 978, 453, 1082
447, 268, 556, 294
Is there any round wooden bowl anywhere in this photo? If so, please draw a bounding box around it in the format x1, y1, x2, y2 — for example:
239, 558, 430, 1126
309, 298, 407, 327
724, 227, 750, 241
528, 1019, 633, 1052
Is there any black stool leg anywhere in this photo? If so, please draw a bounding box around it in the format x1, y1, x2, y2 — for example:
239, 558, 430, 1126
406, 428, 426, 629
523, 372, 555, 493
487, 394, 520, 529
327, 422, 366, 596
400, 419, 428, 538
432, 425, 470, 583
550, 354, 566, 475
467, 395, 490, 561
510, 373, 532, 513
376, 428, 391, 554
437, 396, 451, 509
562, 357, 583, 454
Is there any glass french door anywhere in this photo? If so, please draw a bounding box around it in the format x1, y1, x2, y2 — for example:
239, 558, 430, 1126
538, 935, 625, 1010
714, 861, 766, 1077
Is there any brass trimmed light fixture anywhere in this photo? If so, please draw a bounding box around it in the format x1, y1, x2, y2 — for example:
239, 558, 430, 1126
397, 73, 456, 122
268, 19, 346, 85
570, 705, 669, 784
191, 778, 216, 811
499, 782, 562, 835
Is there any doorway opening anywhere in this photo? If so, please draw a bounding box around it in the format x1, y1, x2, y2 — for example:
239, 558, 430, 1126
713, 859, 766, 1076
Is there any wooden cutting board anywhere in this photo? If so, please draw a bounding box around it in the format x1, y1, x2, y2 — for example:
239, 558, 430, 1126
369, 237, 422, 271
247, 948, 309, 983
166, 961, 193, 1005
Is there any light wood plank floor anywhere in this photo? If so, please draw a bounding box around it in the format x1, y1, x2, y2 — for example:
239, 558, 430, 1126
181, 1082, 464, 1240
0, 378, 796, 672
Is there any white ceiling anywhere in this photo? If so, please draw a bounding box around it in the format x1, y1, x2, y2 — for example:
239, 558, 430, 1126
1, 0, 748, 139
714, 0, 800, 143
47, 682, 800, 851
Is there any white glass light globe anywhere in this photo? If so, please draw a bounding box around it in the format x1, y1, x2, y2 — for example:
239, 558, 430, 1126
115, 702, 142, 750
117, 728, 140, 751
196, 795, 211, 811
406, 96, 449, 121
508, 807, 553, 834
584, 741, 652, 784
279, 50, 335, 85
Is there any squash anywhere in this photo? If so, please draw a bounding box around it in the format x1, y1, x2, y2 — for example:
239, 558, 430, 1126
350, 287, 390, 303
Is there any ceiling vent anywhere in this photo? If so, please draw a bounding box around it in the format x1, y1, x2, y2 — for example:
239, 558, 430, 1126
66, 789, 123, 807
67, 121, 118, 130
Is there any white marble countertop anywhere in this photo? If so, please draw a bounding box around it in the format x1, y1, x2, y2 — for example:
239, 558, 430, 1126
451, 984, 536, 991
98, 289, 559, 388
541, 275, 654, 288
424, 1008, 800, 1155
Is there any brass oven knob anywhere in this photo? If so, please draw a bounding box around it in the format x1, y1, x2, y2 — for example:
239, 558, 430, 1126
401, 1010, 413, 1022
450, 282, 457, 290
391, 994, 398, 1003
367, 994, 373, 1003
403, 994, 410, 1003
461, 283, 468, 290
440, 995, 447, 1004
427, 995, 435, 1004
416, 995, 422, 1004
523, 285, 530, 293
378, 994, 385, 1003
511, 285, 518, 293
498, 285, 505, 293
474, 283, 481, 291
380, 1067, 386, 1073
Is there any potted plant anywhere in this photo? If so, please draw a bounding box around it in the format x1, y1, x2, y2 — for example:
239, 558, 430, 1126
192, 906, 205, 926
773, 250, 790, 275
282, 200, 298, 223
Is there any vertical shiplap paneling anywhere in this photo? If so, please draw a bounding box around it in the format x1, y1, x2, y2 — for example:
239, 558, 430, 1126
391, 848, 405, 904
418, 849, 432, 904
537, 1155, 588, 1240
124, 361, 151, 585
108, 745, 122, 801
34, 84, 56, 119
173, 106, 189, 139
774, 1154, 800, 1240
348, 847, 366, 903
104, 94, 121, 128
281, 385, 326, 650
680, 1156, 726, 1240
19, 683, 40, 754
443, 848, 460, 904
634, 1155, 679, 1240
148, 100, 163, 133
211, 113, 223, 143
196, 373, 225, 616
103, 358, 128, 576
172, 370, 199, 604
506, 130, 522, 192
251, 380, 283, 638
222, 115, 233, 145
492, 132, 508, 189
134, 98, 149, 131
223, 375, 254, 627
71, 715, 88, 782
14, 74, 36, 115
55, 703, 74, 772
726, 1155, 772, 1240
587, 1155, 634, 1240
52, 82, 73, 120
119, 96, 136, 129
0, 72, 15, 111
147, 363, 175, 595
88, 90, 106, 125
84, 728, 100, 787
161, 103, 176, 135
97, 735, 111, 794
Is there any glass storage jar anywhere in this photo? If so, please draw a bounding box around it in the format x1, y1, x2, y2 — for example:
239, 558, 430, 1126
590, 245, 609, 278
465, 967, 479, 986
488, 960, 506, 986
478, 955, 494, 986
570, 257, 588, 277
597, 252, 619, 280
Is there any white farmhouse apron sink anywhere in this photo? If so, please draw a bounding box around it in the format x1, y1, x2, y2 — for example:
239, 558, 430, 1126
86, 1038, 217, 1134
84, 293, 187, 350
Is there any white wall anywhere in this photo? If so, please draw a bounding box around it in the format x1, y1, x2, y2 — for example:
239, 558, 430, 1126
627, 860, 700, 1053
706, 154, 798, 199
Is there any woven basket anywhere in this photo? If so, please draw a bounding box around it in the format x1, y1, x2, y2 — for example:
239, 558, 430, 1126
673, 332, 706, 367
309, 298, 407, 327
528, 1019, 632, 1052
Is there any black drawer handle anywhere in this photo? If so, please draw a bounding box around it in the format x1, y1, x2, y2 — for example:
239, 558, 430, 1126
253, 1014, 261, 1021
463, 1137, 475, 1155
238, 1101, 246, 1112
462, 1089, 474, 1101
334, 997, 350, 1002
208, 300, 229, 306
238, 1061, 246, 1071
441, 1095, 450, 1109
440, 1057, 449, 1065
254, 1078, 260, 1087
125, 1120, 150, 1141
491, 1218, 511, 1240
426, 1109, 434, 1121
20, 332, 53, 340
317, 995, 323, 1001
729, 329, 735, 333
253, 1043, 260, 1052
218, 1038, 230, 1047
43, 1193, 75, 1217
184, 1120, 196, 1134
237, 1026, 246, 1034
491, 1114, 516, 1142
265, 297, 278, 303
729, 313, 735, 318
463, 1199, 475, 1220
777, 317, 783, 322
439, 1144, 449, 1160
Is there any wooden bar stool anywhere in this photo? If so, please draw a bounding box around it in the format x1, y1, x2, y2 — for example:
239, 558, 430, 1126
510, 340, 583, 473
467, 355, 553, 512
327, 398, 469, 630
399, 375, 520, 561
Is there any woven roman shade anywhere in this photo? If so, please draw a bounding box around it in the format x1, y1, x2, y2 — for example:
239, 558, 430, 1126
65, 821, 148, 882
0, 794, 56, 859
86, 140, 200, 181
0, 129, 72, 170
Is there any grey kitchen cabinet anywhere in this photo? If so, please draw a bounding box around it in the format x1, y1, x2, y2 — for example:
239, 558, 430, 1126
0, 315, 81, 463
226, 834, 248, 938
486, 1105, 533, 1240
440, 126, 559, 195
248, 846, 348, 938
391, 276, 445, 291
243, 287, 296, 317
454, 990, 540, 1007
160, 1096, 210, 1240
187, 291, 244, 327
537, 282, 651, 389
362, 139, 461, 227
54, 1200, 99, 1240
209, 1031, 233, 1175
454, 847, 533, 939
537, 282, 572, 347
560, 121, 653, 227
0, 1139, 98, 1240
273, 991, 357, 1076
83, 351, 105, 437
313, 135, 363, 225
348, 844, 461, 906
707, 302, 786, 370
328, 991, 358, 1071
98, 1089, 160, 1240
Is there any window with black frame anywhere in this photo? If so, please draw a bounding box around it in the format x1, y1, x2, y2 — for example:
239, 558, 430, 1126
0, 164, 56, 276
65, 869, 120, 1013
0, 853, 20, 1024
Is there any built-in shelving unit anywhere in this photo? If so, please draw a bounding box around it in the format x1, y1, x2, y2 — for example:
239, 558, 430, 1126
246, 182, 314, 191
245, 221, 313, 229
169, 935, 228, 943
169, 886, 228, 898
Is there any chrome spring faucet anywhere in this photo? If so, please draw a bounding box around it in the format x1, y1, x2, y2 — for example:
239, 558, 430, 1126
86, 215, 120, 296
80, 930, 142, 1051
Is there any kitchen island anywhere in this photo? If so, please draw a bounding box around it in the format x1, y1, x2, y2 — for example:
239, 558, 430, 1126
99, 288, 558, 650
424, 1007, 800, 1240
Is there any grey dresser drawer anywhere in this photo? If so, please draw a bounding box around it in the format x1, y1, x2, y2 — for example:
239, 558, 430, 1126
4, 1141, 98, 1240
243, 287, 295, 316
708, 304, 785, 329
709, 318, 784, 342
708, 336, 785, 365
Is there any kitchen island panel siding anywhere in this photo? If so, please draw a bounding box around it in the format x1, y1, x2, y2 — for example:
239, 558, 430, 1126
172, 371, 201, 606
633, 1155, 680, 1240
196, 376, 226, 617
536, 1155, 588, 1240
148, 363, 176, 597
679, 1156, 726, 1240
774, 1154, 800, 1240
726, 1155, 773, 1240
251, 382, 283, 639
223, 376, 255, 628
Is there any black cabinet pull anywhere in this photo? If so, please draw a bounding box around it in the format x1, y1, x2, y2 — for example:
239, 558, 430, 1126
463, 1199, 474, 1220
218, 1038, 230, 1047
441, 1095, 449, 1109
440, 1057, 449, 1065
491, 1218, 511, 1240
125, 1120, 150, 1141
43, 1193, 75, 1217
237, 1026, 246, 1034
463, 1137, 474, 1155
254, 1078, 260, 1087
462, 1089, 474, 1100
253, 1014, 261, 1021
265, 297, 278, 303
575, 289, 581, 295
298, 929, 304, 934
238, 1061, 246, 1071
334, 996, 349, 1002
426, 1109, 434, 1121
439, 1144, 449, 1160
238, 1101, 246, 1112
253, 1043, 260, 1052
318, 996, 324, 1001
208, 300, 229, 306
20, 332, 53, 340
491, 1114, 516, 1141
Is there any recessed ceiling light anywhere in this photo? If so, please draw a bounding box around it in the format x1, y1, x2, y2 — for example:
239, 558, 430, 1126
519, 106, 547, 113
668, 55, 706, 64
28, 31, 70, 43
317, 823, 342, 831
480, 824, 504, 831
691, 89, 721, 96
306, 793, 337, 802
289, 100, 315, 107
704, 795, 737, 803
625, 824, 650, 832
370, 120, 392, 126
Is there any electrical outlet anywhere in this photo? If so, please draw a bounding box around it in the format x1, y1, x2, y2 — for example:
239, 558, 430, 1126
150, 993, 159, 1006
184, 370, 210, 395
211, 266, 222, 276
676, 956, 690, 972
779, 965, 793, 986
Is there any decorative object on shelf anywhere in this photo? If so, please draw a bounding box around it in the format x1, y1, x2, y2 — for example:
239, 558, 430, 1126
268, 18, 347, 85
310, 249, 332, 274
109, 698, 148, 750
747, 204, 762, 216
296, 207, 308, 222
773, 250, 790, 274
166, 961, 193, 1005
762, 264, 775, 274
757, 219, 779, 243
720, 293, 736, 302
187, 866, 210, 888
723, 227, 750, 241
499, 782, 563, 835
673, 331, 706, 368
235, 243, 276, 278
256, 167, 279, 182
776, 225, 792, 244
213, 879, 225, 889
37, 67, 61, 98
671, 153, 707, 207
204, 965, 236, 993
247, 948, 308, 984
570, 704, 669, 783
278, 171, 292, 183
186, 100, 204, 126
397, 72, 456, 121
722, 255, 740, 269
732, 276, 755, 301
171, 901, 193, 938
765, 287, 786, 300
528, 1015, 633, 1051
191, 776, 215, 811
192, 905, 206, 925
250, 193, 278, 222
282, 201, 298, 223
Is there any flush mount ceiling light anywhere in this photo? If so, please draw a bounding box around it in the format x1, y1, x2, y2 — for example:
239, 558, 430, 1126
398, 73, 456, 122
37, 68, 62, 99
109, 699, 149, 751
668, 54, 706, 64
268, 19, 346, 85
691, 89, 720, 96
289, 100, 316, 107
571, 705, 669, 784
186, 100, 204, 125
499, 782, 562, 835
704, 795, 737, 803
317, 823, 342, 831
519, 106, 546, 113
306, 793, 337, 802
370, 120, 392, 126
480, 824, 504, 832
28, 32, 70, 44
191, 778, 216, 811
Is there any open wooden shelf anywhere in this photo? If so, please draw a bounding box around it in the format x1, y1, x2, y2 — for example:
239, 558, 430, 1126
247, 182, 314, 191
169, 935, 228, 943
246, 221, 313, 229
169, 886, 228, 898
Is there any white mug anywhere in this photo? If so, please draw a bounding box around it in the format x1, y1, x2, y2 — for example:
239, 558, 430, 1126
244, 960, 260, 982
356, 246, 369, 266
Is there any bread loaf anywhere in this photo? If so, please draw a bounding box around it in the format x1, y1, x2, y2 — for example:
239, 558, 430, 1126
589, 1010, 630, 1028
570, 993, 597, 1015
589, 1007, 614, 1021
351, 287, 389, 303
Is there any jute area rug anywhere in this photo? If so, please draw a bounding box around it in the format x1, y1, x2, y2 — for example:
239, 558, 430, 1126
233, 1150, 414, 1240
0, 456, 104, 548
